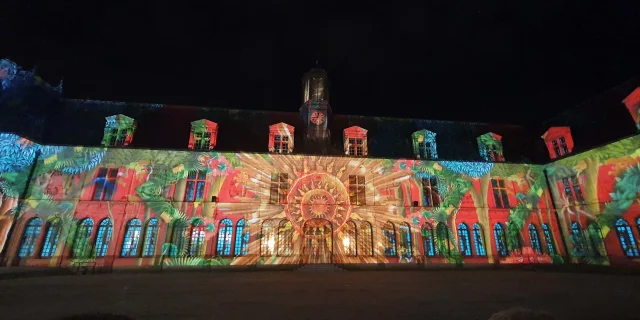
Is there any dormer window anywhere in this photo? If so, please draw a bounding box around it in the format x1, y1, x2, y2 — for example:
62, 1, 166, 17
542, 127, 573, 159
344, 126, 368, 156
269, 123, 295, 154
622, 87, 640, 130
477, 132, 504, 162
412, 130, 438, 159
102, 115, 136, 147
189, 120, 218, 150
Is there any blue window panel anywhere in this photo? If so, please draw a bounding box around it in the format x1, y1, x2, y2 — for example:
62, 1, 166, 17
615, 219, 639, 257
422, 224, 436, 257
571, 222, 587, 255
436, 223, 450, 256
472, 223, 486, 256
94, 219, 113, 257
542, 224, 556, 255
383, 222, 397, 257
234, 219, 248, 256
73, 218, 94, 258
399, 223, 412, 258
185, 182, 196, 201
169, 221, 188, 257
18, 218, 43, 258
189, 226, 206, 257
40, 219, 61, 258
142, 218, 159, 257
216, 218, 233, 256
528, 224, 542, 254
457, 223, 472, 256
494, 223, 508, 256
120, 219, 142, 257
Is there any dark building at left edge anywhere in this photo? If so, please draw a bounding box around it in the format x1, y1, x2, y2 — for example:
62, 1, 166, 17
1, 58, 640, 269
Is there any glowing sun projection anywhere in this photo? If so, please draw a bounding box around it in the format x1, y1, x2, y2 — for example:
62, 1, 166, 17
285, 171, 351, 234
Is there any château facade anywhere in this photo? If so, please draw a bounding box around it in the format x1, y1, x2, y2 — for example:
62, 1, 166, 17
1, 58, 639, 269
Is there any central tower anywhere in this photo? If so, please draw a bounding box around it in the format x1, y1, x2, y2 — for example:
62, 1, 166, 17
299, 67, 332, 154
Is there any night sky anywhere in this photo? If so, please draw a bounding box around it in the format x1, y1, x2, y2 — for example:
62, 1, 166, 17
4, 1, 640, 124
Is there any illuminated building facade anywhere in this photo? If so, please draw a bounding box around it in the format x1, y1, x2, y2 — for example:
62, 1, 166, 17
0, 58, 639, 269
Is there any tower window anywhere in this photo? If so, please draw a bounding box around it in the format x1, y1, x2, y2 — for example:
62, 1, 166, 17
102, 114, 136, 147
274, 135, 289, 154
551, 137, 569, 158
412, 130, 438, 159
562, 175, 586, 205
189, 120, 218, 150
477, 132, 505, 162
343, 126, 368, 156
348, 138, 364, 156
269, 123, 295, 154
349, 175, 366, 205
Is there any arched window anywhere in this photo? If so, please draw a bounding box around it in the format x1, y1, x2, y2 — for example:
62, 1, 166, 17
398, 222, 412, 258
422, 223, 436, 257
494, 223, 508, 256
587, 223, 604, 257
436, 223, 450, 256
358, 221, 374, 256
216, 218, 233, 256
120, 219, 142, 257
457, 223, 472, 256
472, 223, 486, 256
73, 218, 94, 258
615, 219, 639, 257
343, 220, 357, 256
40, 218, 62, 258
94, 218, 113, 257
18, 218, 42, 258
508, 222, 522, 251
168, 220, 188, 257
142, 218, 159, 257
528, 224, 542, 254
571, 222, 587, 256
234, 219, 249, 256
260, 220, 277, 256
278, 220, 294, 256
383, 221, 397, 256
189, 224, 206, 257
542, 224, 556, 255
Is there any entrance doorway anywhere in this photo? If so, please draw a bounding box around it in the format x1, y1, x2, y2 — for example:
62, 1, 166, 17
302, 219, 333, 264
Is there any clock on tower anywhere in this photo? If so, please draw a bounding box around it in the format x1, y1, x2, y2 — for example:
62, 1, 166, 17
300, 67, 332, 153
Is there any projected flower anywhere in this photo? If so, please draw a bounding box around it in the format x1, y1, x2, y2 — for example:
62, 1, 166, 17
285, 171, 351, 234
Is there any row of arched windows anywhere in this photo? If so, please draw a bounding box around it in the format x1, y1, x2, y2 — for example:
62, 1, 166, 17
18, 217, 158, 259
18, 216, 640, 259
166, 218, 249, 257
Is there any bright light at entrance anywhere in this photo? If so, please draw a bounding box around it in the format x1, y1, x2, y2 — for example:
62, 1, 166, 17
343, 237, 350, 250
267, 237, 275, 252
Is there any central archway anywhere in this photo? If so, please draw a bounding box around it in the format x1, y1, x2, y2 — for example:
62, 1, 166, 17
302, 219, 333, 264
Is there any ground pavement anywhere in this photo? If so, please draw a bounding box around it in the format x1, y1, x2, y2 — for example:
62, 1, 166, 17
0, 269, 638, 319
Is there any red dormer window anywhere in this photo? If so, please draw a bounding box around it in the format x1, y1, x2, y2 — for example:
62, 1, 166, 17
622, 87, 640, 130
102, 114, 136, 147
344, 126, 368, 156
189, 120, 218, 150
542, 127, 574, 159
268, 123, 295, 154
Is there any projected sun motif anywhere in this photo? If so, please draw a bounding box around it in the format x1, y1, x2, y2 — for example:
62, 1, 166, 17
285, 171, 351, 234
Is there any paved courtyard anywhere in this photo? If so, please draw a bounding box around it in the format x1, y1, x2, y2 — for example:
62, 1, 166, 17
0, 269, 639, 320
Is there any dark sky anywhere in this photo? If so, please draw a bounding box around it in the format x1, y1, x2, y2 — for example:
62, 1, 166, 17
4, 1, 640, 124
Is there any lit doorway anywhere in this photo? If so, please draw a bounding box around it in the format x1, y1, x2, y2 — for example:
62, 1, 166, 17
302, 219, 333, 264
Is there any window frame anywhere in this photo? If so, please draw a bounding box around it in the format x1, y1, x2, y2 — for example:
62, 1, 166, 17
120, 218, 142, 258
457, 223, 472, 257
491, 178, 510, 208
562, 175, 586, 205
421, 176, 441, 207
184, 170, 207, 202
472, 223, 486, 257
216, 218, 234, 256
269, 173, 289, 204
18, 218, 43, 258
383, 221, 397, 257
92, 168, 119, 201
40, 218, 61, 258
349, 175, 366, 206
